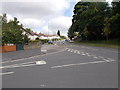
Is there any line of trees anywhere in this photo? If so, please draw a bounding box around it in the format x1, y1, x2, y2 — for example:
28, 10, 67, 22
68, 1, 120, 41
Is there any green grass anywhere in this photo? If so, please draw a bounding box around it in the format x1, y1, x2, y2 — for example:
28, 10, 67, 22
74, 39, 120, 49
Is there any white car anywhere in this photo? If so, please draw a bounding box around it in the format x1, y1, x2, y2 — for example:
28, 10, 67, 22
69, 40, 73, 43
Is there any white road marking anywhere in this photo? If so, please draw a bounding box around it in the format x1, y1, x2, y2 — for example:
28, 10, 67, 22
41, 49, 47, 53
107, 58, 116, 61
1, 60, 47, 69
65, 48, 116, 63
0, 72, 14, 75
102, 59, 115, 62
77, 52, 81, 54
82, 54, 86, 55
70, 50, 74, 52
51, 60, 115, 69
36, 60, 46, 65
93, 57, 98, 59
68, 49, 71, 51
1, 49, 66, 64
2, 60, 43, 68
74, 51, 77, 53
1, 63, 42, 69
40, 84, 46, 87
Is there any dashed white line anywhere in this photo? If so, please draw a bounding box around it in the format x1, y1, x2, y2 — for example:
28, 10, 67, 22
0, 60, 47, 69
68, 49, 71, 51
77, 52, 81, 54
1, 49, 66, 64
1, 63, 42, 69
0, 72, 14, 75
74, 50, 79, 53
81, 52, 86, 55
93, 57, 98, 59
66, 48, 116, 62
40, 84, 46, 87
51, 60, 115, 69
102, 59, 115, 62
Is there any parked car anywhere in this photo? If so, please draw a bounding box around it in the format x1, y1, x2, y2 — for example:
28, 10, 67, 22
65, 39, 73, 43
69, 40, 73, 43
48, 40, 53, 44
65, 39, 69, 42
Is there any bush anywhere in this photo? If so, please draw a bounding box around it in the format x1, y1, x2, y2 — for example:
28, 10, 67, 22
39, 39, 49, 44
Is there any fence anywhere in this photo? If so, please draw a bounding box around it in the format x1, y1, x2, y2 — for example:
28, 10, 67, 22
0, 41, 42, 53
24, 42, 42, 50
16, 44, 24, 51
0, 44, 16, 53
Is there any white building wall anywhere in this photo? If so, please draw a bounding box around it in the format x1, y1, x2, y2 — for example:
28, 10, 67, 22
28, 35, 38, 40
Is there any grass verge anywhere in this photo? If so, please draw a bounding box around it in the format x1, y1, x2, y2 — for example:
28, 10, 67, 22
73, 39, 120, 49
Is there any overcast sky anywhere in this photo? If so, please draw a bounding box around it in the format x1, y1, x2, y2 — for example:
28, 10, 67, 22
1, 0, 113, 36
1, 0, 79, 36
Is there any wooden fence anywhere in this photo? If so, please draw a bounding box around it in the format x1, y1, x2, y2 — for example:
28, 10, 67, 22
0, 44, 16, 53
0, 42, 42, 53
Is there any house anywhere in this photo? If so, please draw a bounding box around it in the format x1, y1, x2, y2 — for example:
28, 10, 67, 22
21, 28, 60, 40
21, 28, 39, 40
28, 32, 38, 40
38, 33, 60, 40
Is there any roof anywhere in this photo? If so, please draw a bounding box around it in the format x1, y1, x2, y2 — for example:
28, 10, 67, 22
21, 28, 59, 37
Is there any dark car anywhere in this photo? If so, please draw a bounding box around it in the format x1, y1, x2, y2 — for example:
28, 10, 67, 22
48, 40, 53, 44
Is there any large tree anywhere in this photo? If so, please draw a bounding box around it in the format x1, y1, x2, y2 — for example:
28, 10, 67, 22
109, 1, 120, 38
57, 30, 61, 36
68, 2, 110, 40
2, 16, 24, 44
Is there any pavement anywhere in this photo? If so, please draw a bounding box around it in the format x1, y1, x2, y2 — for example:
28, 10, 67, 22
2, 44, 63, 61
1, 40, 119, 88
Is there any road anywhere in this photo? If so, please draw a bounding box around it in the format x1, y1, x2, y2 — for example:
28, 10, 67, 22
1, 40, 118, 88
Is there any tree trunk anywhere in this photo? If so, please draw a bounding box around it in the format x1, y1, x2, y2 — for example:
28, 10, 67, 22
106, 35, 108, 41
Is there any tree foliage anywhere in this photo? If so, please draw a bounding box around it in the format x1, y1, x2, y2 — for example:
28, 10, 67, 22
68, 1, 120, 41
2, 15, 29, 44
57, 30, 61, 36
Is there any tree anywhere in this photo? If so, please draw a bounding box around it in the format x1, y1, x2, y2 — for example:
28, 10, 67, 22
82, 26, 89, 40
68, 26, 74, 40
2, 13, 7, 23
60, 36, 66, 39
68, 2, 109, 40
23, 34, 29, 43
109, 1, 120, 38
0, 15, 2, 45
103, 17, 111, 41
25, 28, 33, 32
57, 30, 60, 36
2, 15, 24, 44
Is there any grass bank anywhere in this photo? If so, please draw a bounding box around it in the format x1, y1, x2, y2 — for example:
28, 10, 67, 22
74, 39, 120, 49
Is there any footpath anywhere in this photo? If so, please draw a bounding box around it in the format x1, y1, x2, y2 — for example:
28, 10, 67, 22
2, 44, 64, 61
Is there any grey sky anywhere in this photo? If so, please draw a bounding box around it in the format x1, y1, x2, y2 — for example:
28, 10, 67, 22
1, 0, 115, 36
1, 0, 74, 36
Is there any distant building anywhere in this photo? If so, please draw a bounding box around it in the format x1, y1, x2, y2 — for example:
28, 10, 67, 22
21, 28, 60, 40
38, 33, 60, 40
21, 28, 39, 40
